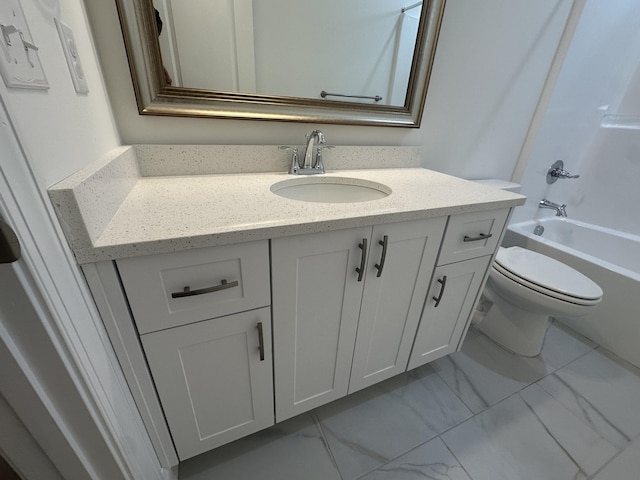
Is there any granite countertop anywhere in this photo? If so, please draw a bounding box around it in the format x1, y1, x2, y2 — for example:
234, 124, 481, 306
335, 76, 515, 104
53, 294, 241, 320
49, 146, 525, 264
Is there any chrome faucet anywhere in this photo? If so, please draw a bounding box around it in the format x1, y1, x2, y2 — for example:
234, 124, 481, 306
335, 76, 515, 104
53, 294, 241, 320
546, 160, 580, 184
539, 199, 567, 217
301, 130, 326, 173
281, 130, 330, 175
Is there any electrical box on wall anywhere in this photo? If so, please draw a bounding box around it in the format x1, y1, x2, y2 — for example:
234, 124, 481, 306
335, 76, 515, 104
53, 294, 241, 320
0, 0, 49, 90
54, 18, 89, 94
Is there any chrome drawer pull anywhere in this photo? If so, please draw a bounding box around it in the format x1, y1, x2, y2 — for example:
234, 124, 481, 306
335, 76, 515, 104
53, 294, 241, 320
171, 279, 239, 298
257, 322, 265, 361
374, 235, 388, 278
432, 276, 447, 308
356, 238, 368, 282
463, 233, 493, 242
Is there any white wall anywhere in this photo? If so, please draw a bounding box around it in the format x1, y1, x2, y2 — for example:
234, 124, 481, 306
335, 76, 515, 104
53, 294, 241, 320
0, 0, 119, 188
0, 0, 163, 478
84, 0, 573, 181
513, 0, 640, 236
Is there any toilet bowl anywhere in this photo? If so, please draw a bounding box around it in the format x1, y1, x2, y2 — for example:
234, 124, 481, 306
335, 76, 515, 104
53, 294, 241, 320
477, 246, 603, 356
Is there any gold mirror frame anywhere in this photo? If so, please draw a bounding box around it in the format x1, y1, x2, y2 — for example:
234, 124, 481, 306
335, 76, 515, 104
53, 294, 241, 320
115, 0, 446, 127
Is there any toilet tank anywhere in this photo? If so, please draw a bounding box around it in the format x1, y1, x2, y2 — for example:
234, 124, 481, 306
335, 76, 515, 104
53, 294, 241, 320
472, 179, 521, 193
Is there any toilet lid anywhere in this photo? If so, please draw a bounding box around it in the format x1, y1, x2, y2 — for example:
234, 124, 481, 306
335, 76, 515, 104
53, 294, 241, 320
495, 247, 603, 300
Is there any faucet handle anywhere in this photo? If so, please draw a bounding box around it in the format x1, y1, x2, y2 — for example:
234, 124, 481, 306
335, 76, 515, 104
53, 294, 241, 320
313, 146, 334, 173
546, 160, 580, 184
279, 145, 300, 174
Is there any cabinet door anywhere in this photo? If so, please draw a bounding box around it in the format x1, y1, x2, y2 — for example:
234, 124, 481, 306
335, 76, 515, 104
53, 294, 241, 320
271, 227, 370, 422
349, 217, 446, 393
141, 307, 273, 460
408, 256, 491, 370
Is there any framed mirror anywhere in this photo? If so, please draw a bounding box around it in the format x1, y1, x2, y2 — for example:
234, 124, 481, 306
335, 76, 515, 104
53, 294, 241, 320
115, 0, 446, 127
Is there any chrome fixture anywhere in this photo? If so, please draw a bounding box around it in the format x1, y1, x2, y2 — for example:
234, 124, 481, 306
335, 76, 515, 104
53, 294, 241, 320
302, 130, 325, 172
539, 199, 567, 217
279, 146, 300, 174
320, 91, 382, 102
402, 1, 423, 13
281, 130, 334, 175
546, 160, 580, 184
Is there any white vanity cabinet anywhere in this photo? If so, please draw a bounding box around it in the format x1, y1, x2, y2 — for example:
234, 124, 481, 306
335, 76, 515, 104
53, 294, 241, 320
271, 217, 446, 421
141, 308, 274, 460
115, 240, 273, 461
408, 256, 491, 369
408, 208, 510, 369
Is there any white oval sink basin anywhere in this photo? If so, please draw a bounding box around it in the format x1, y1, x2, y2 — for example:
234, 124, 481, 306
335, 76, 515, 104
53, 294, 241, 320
271, 177, 391, 203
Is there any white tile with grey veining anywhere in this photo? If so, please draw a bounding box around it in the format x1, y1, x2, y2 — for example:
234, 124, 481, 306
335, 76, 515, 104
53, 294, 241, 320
359, 437, 471, 480
441, 395, 588, 480
538, 321, 596, 370
537, 348, 640, 450
519, 384, 617, 475
591, 435, 640, 480
315, 365, 472, 480
178, 413, 340, 480
432, 334, 553, 413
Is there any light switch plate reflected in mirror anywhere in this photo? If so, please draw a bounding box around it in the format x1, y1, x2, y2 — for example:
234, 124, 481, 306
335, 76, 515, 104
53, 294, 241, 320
54, 18, 88, 94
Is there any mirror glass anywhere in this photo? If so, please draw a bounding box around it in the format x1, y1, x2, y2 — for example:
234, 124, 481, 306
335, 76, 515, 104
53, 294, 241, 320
116, 0, 445, 126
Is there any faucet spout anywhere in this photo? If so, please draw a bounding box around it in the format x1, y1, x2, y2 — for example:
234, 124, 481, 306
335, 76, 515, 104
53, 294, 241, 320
303, 130, 325, 168
539, 199, 567, 217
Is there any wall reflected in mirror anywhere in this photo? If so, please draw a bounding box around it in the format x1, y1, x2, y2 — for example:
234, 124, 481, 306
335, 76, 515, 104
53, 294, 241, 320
152, 0, 423, 106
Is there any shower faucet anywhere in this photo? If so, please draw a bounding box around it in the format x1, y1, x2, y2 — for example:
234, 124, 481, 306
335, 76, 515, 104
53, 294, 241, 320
539, 199, 567, 217
546, 160, 580, 184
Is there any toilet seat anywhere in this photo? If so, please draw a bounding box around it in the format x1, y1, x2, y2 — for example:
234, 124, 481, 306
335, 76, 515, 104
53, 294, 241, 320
494, 247, 603, 304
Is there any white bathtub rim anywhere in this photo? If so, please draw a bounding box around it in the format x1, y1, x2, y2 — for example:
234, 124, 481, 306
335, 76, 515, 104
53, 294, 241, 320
508, 218, 640, 282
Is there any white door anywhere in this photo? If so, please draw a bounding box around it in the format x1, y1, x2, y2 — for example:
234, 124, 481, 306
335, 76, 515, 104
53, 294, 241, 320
349, 217, 446, 393
408, 256, 491, 370
271, 227, 369, 422
141, 307, 274, 460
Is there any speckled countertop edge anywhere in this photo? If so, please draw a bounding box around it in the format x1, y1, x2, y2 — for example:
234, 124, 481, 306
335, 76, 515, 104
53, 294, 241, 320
72, 168, 525, 264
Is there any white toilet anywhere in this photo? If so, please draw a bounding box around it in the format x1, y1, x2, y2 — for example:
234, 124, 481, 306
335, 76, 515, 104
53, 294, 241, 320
472, 180, 603, 357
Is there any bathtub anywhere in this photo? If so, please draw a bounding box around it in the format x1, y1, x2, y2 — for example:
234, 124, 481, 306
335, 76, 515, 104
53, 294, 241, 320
503, 217, 640, 369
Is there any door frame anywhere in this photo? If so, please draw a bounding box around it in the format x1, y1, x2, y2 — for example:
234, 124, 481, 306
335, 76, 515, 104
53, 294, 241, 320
0, 94, 175, 479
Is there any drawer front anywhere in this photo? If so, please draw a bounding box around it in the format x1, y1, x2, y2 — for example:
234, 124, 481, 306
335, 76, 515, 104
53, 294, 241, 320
438, 208, 510, 265
117, 241, 270, 334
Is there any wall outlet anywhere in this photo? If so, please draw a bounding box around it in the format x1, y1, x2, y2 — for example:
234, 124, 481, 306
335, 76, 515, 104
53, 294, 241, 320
54, 18, 88, 94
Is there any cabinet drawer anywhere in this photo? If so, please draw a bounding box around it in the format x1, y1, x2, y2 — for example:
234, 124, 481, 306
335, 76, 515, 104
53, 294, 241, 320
117, 240, 270, 334
437, 208, 510, 265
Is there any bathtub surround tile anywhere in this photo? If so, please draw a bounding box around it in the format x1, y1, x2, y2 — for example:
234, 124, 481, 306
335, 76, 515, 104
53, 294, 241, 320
358, 437, 472, 480
441, 395, 588, 480
178, 413, 340, 480
432, 334, 553, 413
518, 384, 618, 475
537, 348, 640, 450
315, 365, 472, 480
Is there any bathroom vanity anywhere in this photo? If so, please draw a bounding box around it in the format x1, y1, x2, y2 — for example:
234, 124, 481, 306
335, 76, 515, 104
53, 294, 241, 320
49, 146, 524, 464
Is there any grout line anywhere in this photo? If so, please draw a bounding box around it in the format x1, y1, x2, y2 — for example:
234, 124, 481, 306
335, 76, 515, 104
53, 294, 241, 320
310, 410, 345, 480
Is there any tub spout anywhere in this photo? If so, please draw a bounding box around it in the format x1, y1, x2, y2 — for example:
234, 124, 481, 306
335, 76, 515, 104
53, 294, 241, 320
539, 199, 567, 217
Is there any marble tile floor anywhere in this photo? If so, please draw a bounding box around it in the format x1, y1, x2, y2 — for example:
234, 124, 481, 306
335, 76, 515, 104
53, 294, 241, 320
179, 321, 640, 480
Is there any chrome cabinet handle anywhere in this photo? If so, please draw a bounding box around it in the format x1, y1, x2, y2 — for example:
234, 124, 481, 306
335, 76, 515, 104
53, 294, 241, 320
374, 235, 388, 278
257, 322, 265, 361
432, 276, 447, 308
356, 238, 368, 282
463, 233, 493, 242
171, 279, 239, 298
